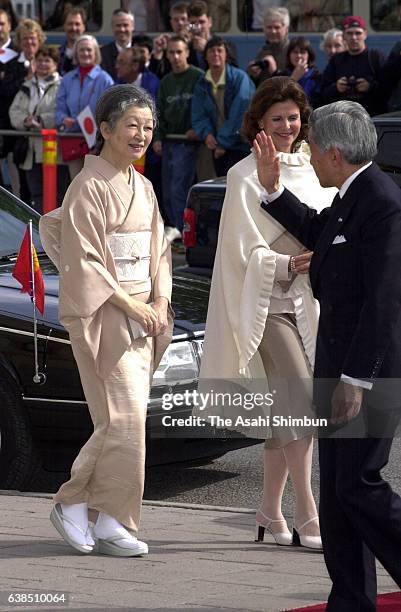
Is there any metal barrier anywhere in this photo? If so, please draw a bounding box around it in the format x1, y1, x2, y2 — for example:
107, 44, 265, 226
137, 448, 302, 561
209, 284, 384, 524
0, 128, 82, 213
0, 128, 192, 213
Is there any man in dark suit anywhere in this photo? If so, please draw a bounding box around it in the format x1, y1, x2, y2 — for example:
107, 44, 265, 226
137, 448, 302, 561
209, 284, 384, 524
0, 7, 17, 189
0, 8, 13, 52
100, 9, 135, 81
255, 100, 401, 611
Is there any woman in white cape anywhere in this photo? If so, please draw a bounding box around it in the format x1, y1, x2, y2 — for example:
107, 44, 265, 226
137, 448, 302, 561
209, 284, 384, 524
199, 77, 337, 549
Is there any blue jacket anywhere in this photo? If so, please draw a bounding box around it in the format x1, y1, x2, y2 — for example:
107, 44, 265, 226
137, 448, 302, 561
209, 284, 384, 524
191, 64, 255, 152
55, 64, 114, 132
116, 68, 159, 100
141, 69, 159, 100
281, 67, 321, 107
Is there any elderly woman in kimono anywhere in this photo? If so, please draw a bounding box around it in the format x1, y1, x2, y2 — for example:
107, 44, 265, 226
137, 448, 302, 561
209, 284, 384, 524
199, 77, 337, 549
39, 84, 172, 557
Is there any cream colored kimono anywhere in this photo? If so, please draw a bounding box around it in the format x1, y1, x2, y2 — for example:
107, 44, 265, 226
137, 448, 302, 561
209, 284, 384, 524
197, 148, 337, 440
40, 155, 172, 532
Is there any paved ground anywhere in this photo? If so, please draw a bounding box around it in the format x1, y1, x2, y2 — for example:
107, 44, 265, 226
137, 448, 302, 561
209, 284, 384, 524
0, 493, 397, 612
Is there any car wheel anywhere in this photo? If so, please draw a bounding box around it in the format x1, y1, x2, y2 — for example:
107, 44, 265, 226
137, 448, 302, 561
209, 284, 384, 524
0, 378, 42, 490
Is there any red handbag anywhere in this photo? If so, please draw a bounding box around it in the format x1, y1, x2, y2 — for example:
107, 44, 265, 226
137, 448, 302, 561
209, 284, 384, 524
60, 136, 89, 162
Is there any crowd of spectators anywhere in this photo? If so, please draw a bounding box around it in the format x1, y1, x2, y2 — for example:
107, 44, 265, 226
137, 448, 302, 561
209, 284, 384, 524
1, 1, 401, 239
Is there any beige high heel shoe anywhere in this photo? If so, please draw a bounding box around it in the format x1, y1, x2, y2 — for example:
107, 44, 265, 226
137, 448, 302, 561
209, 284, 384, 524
255, 510, 293, 546
292, 516, 322, 550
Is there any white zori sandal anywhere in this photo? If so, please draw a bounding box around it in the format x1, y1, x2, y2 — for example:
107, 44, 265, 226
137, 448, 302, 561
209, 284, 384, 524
50, 503, 94, 554
93, 512, 148, 557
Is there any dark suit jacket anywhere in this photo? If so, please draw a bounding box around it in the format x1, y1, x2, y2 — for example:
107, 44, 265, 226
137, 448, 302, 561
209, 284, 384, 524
58, 40, 75, 76
100, 42, 119, 81
0, 55, 28, 154
261, 164, 401, 391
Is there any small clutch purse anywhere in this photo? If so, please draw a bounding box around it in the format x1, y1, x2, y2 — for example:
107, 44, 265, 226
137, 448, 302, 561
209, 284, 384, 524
270, 230, 304, 256
126, 302, 175, 374
127, 316, 148, 340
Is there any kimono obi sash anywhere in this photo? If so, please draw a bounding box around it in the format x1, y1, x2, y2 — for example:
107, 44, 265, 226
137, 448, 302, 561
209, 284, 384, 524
107, 231, 151, 291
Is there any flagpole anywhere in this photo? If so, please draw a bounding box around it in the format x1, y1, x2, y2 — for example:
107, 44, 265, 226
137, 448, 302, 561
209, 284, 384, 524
29, 220, 46, 385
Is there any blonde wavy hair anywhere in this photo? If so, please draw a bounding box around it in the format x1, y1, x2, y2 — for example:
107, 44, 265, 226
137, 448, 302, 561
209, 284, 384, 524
16, 19, 46, 47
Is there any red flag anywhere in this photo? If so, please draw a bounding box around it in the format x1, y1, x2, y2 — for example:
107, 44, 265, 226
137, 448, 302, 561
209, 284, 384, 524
12, 226, 45, 315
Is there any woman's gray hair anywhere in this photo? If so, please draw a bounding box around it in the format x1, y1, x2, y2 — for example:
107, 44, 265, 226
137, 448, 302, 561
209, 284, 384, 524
309, 101, 377, 164
73, 34, 101, 65
320, 28, 343, 51
94, 84, 157, 154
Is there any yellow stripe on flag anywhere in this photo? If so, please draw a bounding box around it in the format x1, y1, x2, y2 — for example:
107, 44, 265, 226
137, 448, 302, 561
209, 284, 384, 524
133, 154, 145, 174
32, 245, 39, 273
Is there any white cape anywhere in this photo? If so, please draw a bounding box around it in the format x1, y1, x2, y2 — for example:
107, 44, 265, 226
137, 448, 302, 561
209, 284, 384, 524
197, 148, 337, 438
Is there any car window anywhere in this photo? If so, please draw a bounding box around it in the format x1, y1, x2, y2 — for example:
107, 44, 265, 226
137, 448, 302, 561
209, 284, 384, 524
371, 0, 401, 30
33, 0, 102, 32
123, 0, 231, 32
238, 0, 353, 32
0, 189, 42, 257
376, 129, 401, 168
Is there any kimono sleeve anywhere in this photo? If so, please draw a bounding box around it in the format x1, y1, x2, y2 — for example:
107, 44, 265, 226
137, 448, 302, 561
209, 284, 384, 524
59, 179, 120, 319
151, 192, 172, 303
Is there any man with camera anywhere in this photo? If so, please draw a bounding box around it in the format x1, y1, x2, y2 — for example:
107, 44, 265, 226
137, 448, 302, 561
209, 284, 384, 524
321, 16, 386, 116
150, 2, 190, 79
187, 1, 237, 70
247, 7, 290, 87
150, 2, 209, 78
150, 1, 237, 79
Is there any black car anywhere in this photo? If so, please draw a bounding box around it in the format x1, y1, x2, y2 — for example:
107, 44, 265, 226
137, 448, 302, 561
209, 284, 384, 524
183, 114, 401, 273
372, 113, 401, 188
0, 187, 256, 492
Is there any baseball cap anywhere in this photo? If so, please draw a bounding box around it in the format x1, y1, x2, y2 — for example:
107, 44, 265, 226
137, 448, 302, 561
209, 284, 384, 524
342, 15, 366, 30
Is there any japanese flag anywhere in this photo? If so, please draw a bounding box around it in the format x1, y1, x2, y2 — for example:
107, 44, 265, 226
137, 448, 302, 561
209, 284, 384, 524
77, 105, 96, 149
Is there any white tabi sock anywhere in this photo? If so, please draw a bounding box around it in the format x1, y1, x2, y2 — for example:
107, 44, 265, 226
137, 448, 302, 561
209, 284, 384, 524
94, 512, 142, 549
60, 502, 92, 547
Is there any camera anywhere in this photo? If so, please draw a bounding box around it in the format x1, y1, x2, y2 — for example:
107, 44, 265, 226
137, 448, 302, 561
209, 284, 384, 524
251, 59, 271, 70
189, 22, 202, 35
347, 75, 357, 98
